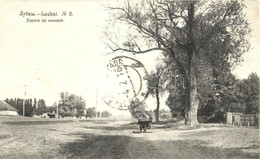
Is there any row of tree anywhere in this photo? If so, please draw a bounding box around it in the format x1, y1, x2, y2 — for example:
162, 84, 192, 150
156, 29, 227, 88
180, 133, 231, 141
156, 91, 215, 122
168, 72, 259, 122
130, 63, 259, 123
57, 92, 112, 118
5, 92, 86, 117
147, 54, 259, 122
85, 107, 112, 118
5, 98, 52, 116
5, 93, 113, 119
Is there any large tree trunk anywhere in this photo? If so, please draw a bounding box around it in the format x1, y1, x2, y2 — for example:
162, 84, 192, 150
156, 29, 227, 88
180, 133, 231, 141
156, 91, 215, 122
186, 59, 199, 126
184, 55, 199, 126
154, 87, 160, 122
185, 2, 199, 126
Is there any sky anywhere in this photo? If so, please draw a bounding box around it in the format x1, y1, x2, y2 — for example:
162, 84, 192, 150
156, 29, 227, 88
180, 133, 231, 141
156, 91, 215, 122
0, 0, 259, 115
232, 0, 260, 78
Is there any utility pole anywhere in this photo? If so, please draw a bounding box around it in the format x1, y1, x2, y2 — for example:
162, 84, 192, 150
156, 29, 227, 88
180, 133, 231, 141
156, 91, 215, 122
56, 101, 59, 118
23, 84, 27, 117
95, 87, 98, 122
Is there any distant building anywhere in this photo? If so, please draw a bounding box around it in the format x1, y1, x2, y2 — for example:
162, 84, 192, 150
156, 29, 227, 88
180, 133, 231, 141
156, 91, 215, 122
0, 100, 18, 116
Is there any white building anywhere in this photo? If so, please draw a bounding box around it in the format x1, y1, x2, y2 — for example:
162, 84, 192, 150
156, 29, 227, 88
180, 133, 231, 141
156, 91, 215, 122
0, 101, 18, 116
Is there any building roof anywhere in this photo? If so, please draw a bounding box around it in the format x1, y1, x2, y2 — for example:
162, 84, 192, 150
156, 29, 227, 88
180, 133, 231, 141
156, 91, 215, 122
0, 101, 18, 111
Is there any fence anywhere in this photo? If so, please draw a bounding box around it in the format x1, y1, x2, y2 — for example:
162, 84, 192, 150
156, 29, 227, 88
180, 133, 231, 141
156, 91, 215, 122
226, 112, 259, 127
240, 114, 258, 126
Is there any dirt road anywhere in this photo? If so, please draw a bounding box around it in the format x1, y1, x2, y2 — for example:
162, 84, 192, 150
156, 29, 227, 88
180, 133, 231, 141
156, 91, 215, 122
0, 117, 259, 159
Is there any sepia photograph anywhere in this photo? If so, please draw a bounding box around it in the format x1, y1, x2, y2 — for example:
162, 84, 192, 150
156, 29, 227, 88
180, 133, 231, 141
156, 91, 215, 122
0, 0, 259, 158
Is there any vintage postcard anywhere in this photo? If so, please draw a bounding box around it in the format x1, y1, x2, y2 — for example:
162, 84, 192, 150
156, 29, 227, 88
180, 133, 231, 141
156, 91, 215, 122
0, 0, 259, 158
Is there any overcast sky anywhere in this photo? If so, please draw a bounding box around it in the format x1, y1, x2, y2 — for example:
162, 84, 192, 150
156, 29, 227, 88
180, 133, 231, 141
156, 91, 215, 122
0, 0, 259, 114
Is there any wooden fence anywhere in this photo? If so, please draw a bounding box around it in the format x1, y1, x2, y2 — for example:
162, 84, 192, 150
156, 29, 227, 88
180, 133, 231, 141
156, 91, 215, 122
226, 112, 259, 127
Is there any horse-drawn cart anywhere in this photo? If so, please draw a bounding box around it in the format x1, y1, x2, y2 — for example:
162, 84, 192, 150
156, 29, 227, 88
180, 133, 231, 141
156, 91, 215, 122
137, 118, 153, 133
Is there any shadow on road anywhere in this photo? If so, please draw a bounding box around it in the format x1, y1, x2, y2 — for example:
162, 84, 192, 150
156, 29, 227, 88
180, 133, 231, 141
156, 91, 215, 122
59, 131, 259, 159
59, 133, 133, 159
58, 120, 260, 159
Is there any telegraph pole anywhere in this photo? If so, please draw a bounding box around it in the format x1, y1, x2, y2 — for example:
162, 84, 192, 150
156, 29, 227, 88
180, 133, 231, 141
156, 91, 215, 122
95, 87, 98, 122
56, 101, 59, 118
23, 84, 27, 117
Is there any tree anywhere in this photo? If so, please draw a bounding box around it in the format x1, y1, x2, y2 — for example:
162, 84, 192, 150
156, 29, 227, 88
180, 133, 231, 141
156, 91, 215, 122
5, 98, 21, 114
147, 61, 166, 122
213, 70, 241, 112
58, 92, 86, 117
5, 98, 47, 116
16, 98, 23, 115
238, 73, 259, 114
148, 69, 163, 122
101, 111, 112, 118
196, 69, 239, 123
105, 0, 250, 126
86, 107, 96, 118
5, 98, 16, 108
5, 98, 35, 116
67, 94, 86, 117
47, 106, 57, 113
129, 99, 148, 119
35, 99, 47, 115
166, 86, 186, 120
97, 111, 101, 117
59, 92, 72, 117
148, 57, 186, 122
24, 99, 34, 116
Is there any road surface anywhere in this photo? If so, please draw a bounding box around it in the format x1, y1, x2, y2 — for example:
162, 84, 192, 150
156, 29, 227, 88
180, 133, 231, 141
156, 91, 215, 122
0, 117, 259, 159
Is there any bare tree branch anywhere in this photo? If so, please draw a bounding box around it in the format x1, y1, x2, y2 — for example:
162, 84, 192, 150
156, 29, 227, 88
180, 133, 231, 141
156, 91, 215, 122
109, 47, 169, 55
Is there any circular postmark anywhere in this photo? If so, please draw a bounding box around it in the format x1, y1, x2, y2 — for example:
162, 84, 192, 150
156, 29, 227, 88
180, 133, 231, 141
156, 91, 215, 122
102, 56, 149, 110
